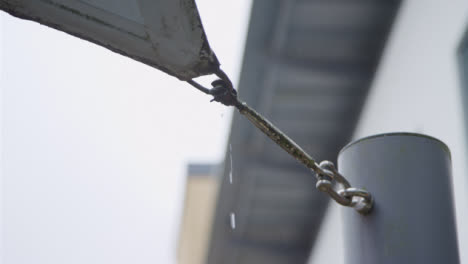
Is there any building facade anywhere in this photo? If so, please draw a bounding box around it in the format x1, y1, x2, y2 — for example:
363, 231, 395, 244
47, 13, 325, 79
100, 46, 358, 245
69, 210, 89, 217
310, 0, 468, 263
177, 164, 220, 264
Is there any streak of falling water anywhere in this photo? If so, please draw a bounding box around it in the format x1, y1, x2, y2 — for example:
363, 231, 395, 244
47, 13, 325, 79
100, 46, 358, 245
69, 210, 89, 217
229, 143, 235, 230
229, 144, 233, 184
230, 212, 236, 229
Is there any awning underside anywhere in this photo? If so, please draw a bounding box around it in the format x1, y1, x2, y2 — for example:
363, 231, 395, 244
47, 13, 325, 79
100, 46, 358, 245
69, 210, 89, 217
206, 0, 401, 263
0, 0, 219, 80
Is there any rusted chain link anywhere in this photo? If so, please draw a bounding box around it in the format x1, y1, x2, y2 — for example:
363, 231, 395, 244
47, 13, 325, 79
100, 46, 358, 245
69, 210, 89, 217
187, 70, 373, 214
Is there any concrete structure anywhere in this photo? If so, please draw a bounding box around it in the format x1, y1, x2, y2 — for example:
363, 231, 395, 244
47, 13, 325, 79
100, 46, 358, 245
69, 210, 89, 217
339, 133, 459, 264
309, 1, 468, 263
177, 164, 220, 264
207, 1, 401, 263
208, 0, 468, 263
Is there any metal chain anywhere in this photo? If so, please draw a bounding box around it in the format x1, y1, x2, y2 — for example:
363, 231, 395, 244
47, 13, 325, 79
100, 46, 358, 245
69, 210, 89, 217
187, 69, 373, 215
315, 161, 373, 214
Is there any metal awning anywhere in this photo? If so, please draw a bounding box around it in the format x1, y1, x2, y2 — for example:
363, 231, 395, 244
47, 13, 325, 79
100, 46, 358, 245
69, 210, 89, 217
0, 0, 219, 80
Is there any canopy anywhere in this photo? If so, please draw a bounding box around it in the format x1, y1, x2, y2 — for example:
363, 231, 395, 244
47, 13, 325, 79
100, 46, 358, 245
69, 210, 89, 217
0, 0, 220, 80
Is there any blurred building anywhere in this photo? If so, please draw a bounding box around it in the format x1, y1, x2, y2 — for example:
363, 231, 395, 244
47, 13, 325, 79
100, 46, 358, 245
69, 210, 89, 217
206, 0, 468, 264
2, 0, 468, 263
177, 164, 220, 264
206, 0, 400, 263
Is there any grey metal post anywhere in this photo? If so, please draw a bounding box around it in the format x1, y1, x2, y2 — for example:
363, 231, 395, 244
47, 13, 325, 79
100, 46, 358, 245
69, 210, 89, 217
338, 132, 459, 264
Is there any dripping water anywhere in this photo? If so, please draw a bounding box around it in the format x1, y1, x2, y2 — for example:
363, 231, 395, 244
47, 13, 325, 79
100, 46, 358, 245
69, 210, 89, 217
229, 144, 235, 230
230, 212, 236, 229
229, 144, 233, 184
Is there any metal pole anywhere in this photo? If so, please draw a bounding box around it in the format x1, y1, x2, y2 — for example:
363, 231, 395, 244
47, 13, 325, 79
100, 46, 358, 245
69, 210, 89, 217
338, 132, 459, 264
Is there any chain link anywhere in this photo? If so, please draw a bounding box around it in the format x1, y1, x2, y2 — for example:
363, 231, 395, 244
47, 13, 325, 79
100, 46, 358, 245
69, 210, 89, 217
187, 72, 373, 215
315, 161, 373, 214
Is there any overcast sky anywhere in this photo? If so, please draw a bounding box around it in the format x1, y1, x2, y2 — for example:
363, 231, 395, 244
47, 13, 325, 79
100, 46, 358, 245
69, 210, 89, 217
0, 0, 251, 263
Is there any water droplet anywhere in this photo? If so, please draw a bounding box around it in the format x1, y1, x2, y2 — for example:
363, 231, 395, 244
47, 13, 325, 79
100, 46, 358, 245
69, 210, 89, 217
230, 212, 236, 229
229, 144, 233, 184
